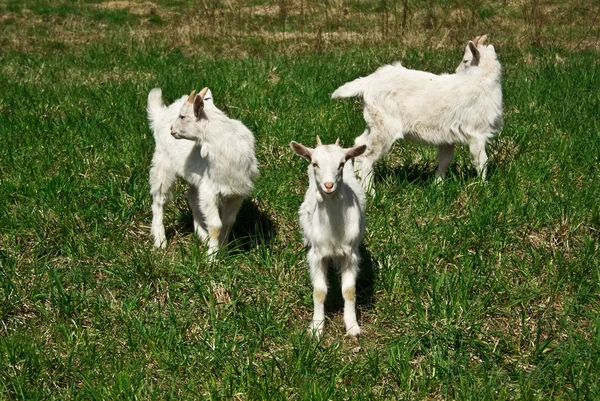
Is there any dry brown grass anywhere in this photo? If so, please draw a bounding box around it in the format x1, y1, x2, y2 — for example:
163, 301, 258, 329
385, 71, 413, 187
1, 0, 598, 55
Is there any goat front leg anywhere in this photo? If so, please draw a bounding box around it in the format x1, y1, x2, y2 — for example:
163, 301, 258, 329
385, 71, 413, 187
199, 182, 222, 262
469, 138, 488, 180
308, 250, 328, 338
356, 156, 375, 197
353, 129, 369, 177
340, 252, 361, 337
354, 129, 376, 196
187, 185, 208, 242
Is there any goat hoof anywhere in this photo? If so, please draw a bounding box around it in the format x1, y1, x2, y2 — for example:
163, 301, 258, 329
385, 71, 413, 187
207, 250, 219, 263
153, 240, 167, 249
346, 325, 361, 337
308, 322, 324, 338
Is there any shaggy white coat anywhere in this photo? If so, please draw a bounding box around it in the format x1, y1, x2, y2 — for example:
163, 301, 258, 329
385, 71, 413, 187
291, 138, 367, 337
147, 87, 258, 259
332, 35, 503, 194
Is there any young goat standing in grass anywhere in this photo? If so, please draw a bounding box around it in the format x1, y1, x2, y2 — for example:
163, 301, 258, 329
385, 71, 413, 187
291, 137, 367, 337
332, 35, 503, 194
147, 87, 258, 260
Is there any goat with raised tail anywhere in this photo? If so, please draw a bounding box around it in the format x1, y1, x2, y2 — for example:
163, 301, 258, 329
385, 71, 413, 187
291, 136, 367, 338
332, 35, 503, 194
147, 87, 258, 260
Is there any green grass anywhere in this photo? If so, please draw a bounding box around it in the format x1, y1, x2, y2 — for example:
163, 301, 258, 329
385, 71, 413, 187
1, 1, 600, 400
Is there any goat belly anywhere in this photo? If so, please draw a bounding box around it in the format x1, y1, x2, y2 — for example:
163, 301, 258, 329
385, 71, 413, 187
311, 240, 350, 258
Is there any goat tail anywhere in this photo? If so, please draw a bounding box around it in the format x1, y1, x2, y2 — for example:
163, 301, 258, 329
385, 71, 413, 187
331, 78, 368, 99
147, 88, 164, 131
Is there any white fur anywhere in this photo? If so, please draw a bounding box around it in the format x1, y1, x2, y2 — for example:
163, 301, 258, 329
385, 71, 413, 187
332, 35, 503, 194
291, 138, 367, 337
147, 87, 258, 260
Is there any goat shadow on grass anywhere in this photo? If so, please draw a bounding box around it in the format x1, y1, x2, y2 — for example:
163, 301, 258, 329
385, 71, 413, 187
374, 163, 434, 187
175, 199, 276, 253
374, 160, 496, 187
323, 244, 376, 316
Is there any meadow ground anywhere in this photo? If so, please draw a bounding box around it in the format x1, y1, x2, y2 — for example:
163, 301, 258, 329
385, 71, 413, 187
1, 0, 599, 399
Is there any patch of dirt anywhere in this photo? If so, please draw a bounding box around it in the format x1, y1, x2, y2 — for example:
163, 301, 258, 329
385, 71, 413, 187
244, 4, 280, 17
95, 1, 159, 15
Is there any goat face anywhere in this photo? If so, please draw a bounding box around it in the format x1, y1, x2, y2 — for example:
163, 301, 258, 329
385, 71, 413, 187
170, 88, 209, 140
291, 138, 367, 198
311, 145, 347, 196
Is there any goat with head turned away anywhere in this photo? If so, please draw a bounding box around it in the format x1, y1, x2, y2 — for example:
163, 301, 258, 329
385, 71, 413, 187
291, 136, 367, 338
332, 35, 503, 195
147, 87, 258, 261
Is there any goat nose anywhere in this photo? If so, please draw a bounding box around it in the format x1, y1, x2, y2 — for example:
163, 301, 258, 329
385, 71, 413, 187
324, 182, 334, 190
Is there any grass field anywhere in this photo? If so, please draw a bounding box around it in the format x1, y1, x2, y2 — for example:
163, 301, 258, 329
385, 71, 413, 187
1, 0, 599, 399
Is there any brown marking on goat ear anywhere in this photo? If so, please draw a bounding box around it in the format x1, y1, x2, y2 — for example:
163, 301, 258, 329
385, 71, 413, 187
199, 87, 209, 99
193, 93, 204, 117
335, 138, 340, 146
290, 141, 313, 161
187, 90, 197, 104
345, 144, 367, 160
468, 41, 480, 64
316, 136, 323, 146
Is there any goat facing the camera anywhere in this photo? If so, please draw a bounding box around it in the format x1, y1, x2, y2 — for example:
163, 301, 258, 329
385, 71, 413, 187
291, 136, 367, 338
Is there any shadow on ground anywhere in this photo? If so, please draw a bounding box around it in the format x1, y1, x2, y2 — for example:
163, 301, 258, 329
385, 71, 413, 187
373, 158, 495, 187
323, 243, 377, 316
175, 198, 277, 253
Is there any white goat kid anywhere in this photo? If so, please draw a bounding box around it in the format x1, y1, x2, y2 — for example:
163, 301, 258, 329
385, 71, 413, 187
147, 87, 258, 260
332, 35, 503, 194
291, 137, 367, 338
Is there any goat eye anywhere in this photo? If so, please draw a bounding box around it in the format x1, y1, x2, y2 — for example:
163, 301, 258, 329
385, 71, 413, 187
463, 60, 468, 64
179, 115, 185, 119
312, 162, 319, 168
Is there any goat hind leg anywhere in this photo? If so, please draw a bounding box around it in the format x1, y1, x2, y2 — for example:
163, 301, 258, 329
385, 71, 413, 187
149, 164, 176, 248
308, 250, 328, 338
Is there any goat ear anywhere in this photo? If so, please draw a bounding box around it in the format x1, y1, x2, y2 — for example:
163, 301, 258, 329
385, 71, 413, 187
345, 144, 367, 160
468, 41, 480, 65
290, 141, 313, 161
193, 94, 204, 117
